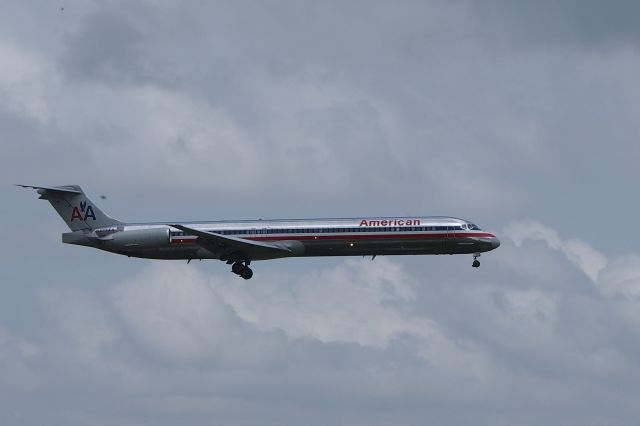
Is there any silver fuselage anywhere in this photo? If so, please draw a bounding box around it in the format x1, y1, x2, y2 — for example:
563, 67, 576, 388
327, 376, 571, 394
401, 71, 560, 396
63, 216, 500, 261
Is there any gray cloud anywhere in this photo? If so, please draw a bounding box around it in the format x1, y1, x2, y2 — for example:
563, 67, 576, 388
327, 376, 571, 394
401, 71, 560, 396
2, 1, 640, 424
61, 9, 146, 85
476, 0, 640, 49
3, 227, 640, 425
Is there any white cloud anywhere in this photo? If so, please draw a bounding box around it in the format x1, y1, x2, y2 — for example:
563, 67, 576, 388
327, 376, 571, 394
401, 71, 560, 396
104, 259, 495, 382
0, 41, 56, 123
39, 288, 121, 362
215, 258, 419, 347
598, 255, 640, 299
4, 0, 640, 423
504, 219, 608, 282
110, 263, 239, 362
214, 257, 495, 381
503, 220, 640, 311
3, 219, 640, 424
0, 325, 40, 391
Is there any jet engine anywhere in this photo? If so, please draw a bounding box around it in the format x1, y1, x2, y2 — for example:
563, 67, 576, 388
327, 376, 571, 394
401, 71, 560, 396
110, 228, 170, 249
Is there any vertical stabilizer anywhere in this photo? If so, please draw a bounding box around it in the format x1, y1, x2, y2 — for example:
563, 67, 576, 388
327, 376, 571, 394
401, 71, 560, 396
17, 184, 121, 231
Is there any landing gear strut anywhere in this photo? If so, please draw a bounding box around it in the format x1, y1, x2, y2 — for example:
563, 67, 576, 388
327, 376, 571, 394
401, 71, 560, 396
231, 261, 253, 279
472, 253, 481, 268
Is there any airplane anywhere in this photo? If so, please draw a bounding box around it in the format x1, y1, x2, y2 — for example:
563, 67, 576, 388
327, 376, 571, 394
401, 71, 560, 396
18, 184, 500, 279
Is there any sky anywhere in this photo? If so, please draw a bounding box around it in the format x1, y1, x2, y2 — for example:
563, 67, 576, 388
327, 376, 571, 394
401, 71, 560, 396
1, 0, 639, 424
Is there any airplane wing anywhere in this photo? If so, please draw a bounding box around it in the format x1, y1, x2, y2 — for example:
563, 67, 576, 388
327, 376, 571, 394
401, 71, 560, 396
169, 224, 293, 261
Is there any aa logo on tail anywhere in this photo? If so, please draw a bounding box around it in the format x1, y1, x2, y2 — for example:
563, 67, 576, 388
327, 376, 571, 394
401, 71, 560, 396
71, 200, 96, 221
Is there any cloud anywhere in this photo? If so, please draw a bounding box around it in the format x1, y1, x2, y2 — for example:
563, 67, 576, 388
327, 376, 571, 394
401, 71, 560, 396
1, 1, 552, 213
110, 263, 241, 362
215, 257, 420, 347
1, 219, 640, 424
61, 8, 146, 85
3, 1, 640, 424
502, 220, 640, 317
0, 41, 55, 123
108, 260, 494, 381
475, 0, 640, 49
214, 257, 496, 381
0, 325, 40, 391
598, 255, 640, 299
504, 219, 608, 282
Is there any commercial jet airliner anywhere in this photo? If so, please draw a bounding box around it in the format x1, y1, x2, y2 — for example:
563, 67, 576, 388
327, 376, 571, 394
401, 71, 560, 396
18, 184, 500, 279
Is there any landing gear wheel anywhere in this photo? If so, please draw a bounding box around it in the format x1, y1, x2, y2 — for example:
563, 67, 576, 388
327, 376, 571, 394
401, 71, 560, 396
231, 261, 254, 279
240, 268, 253, 280
472, 260, 480, 268
232, 262, 244, 275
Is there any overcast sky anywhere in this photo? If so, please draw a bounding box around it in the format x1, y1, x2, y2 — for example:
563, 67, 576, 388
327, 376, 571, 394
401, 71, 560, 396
1, 1, 640, 425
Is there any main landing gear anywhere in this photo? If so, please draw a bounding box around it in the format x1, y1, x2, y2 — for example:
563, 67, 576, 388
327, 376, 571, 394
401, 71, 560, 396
472, 253, 481, 268
231, 261, 253, 280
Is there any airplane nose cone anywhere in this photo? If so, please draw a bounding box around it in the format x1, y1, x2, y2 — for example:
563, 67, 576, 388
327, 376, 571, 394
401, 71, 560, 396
492, 237, 501, 250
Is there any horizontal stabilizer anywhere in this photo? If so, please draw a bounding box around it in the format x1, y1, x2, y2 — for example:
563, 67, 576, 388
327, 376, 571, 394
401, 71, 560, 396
15, 184, 82, 194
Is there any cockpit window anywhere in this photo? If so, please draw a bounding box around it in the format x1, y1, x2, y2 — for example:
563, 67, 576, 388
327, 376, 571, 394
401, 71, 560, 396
468, 223, 481, 230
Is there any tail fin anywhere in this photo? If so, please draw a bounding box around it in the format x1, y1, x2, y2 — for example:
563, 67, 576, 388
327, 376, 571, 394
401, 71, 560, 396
17, 184, 121, 231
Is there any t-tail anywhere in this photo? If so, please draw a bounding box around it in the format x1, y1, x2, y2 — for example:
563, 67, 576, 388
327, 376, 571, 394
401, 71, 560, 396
16, 184, 121, 231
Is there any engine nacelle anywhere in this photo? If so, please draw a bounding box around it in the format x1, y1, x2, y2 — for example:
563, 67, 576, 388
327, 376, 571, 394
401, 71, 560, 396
109, 228, 170, 249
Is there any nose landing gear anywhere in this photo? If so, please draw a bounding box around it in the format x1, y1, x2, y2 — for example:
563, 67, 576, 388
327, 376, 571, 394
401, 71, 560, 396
231, 261, 253, 279
472, 253, 481, 268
